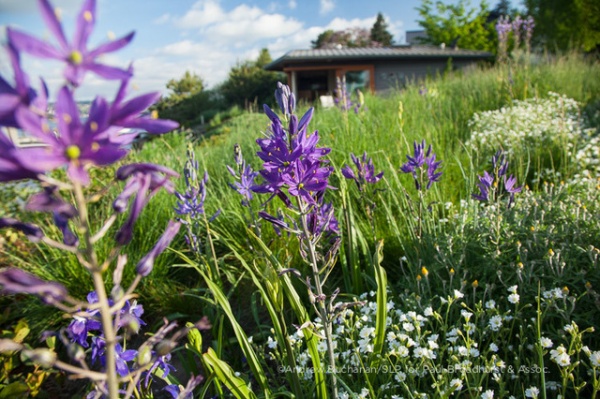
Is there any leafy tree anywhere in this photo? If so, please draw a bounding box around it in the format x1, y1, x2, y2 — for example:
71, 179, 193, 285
166, 70, 204, 98
525, 0, 600, 52
370, 12, 394, 45
219, 48, 285, 108
416, 0, 496, 52
311, 27, 376, 49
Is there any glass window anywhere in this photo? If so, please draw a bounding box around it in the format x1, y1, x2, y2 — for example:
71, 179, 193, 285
344, 70, 370, 93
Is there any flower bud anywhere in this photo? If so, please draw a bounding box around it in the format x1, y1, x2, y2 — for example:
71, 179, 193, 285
23, 348, 57, 368
155, 340, 176, 357
137, 345, 152, 367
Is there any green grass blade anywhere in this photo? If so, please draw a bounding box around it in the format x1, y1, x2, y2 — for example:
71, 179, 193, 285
203, 347, 258, 399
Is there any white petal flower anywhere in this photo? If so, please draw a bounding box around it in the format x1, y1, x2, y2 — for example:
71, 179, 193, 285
525, 386, 540, 398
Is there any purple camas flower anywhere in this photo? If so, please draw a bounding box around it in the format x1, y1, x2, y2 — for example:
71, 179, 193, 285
7, 0, 134, 87
109, 64, 179, 135
0, 130, 52, 182
472, 171, 494, 201
275, 81, 295, 117
228, 162, 258, 206
0, 43, 48, 128
512, 16, 523, 49
114, 163, 178, 245
472, 150, 522, 207
17, 86, 128, 185
0, 267, 67, 304
400, 140, 442, 190
341, 151, 383, 192
524, 16, 535, 53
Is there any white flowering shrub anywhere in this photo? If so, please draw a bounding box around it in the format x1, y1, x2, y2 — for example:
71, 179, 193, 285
466, 92, 599, 184
254, 285, 599, 398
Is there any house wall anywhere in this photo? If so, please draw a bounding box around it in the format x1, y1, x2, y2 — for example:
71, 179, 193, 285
374, 58, 477, 92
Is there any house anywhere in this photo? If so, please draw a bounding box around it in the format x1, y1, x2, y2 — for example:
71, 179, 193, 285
264, 45, 492, 102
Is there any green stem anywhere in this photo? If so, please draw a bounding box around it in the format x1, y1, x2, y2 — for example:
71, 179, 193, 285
297, 199, 338, 398
74, 182, 119, 399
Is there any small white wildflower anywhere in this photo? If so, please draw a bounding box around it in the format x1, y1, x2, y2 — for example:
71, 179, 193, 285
508, 293, 520, 304
488, 315, 503, 331
402, 322, 415, 332
339, 391, 349, 399
540, 337, 553, 348
461, 310, 473, 321
489, 343, 499, 352
454, 290, 464, 299
424, 306, 434, 316
481, 389, 494, 399
359, 326, 375, 339
525, 386, 540, 398
469, 348, 480, 358
395, 371, 407, 382
358, 388, 369, 399
485, 300, 496, 309
266, 336, 277, 349
449, 378, 463, 392
590, 351, 600, 367
508, 285, 518, 294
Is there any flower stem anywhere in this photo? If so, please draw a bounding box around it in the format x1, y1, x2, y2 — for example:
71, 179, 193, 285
297, 199, 338, 398
74, 182, 119, 399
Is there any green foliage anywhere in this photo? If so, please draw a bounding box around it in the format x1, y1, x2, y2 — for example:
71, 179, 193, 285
0, 319, 54, 398
370, 12, 394, 45
525, 0, 600, 52
417, 0, 496, 52
166, 70, 205, 98
218, 48, 285, 109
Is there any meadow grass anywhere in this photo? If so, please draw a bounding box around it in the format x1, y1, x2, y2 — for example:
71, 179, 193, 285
2, 52, 600, 398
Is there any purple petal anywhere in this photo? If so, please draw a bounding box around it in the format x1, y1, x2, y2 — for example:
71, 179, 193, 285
0, 217, 44, 242
55, 86, 82, 141
7, 28, 63, 59
116, 163, 178, 180
118, 115, 179, 134
86, 63, 132, 81
112, 92, 160, 122
73, 0, 96, 50
87, 32, 135, 58
38, 0, 69, 49
0, 267, 67, 304
136, 220, 181, 276
341, 165, 356, 180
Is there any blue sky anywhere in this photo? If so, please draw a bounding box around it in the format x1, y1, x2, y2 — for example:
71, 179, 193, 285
1, 0, 448, 100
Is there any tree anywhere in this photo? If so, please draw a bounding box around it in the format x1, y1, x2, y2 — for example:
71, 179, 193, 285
416, 0, 495, 52
370, 12, 394, 45
166, 70, 204, 98
311, 27, 375, 49
219, 48, 285, 108
525, 0, 600, 52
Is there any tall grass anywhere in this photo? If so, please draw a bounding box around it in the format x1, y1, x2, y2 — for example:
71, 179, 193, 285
3, 52, 599, 343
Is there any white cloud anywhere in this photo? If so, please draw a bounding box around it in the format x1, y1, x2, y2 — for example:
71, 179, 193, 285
153, 13, 171, 25
320, 0, 335, 15
176, 0, 226, 29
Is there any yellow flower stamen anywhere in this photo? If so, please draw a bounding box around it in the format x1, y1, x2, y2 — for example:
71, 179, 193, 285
298, 183, 304, 189
90, 121, 98, 132
151, 110, 159, 119
83, 10, 93, 22
69, 50, 83, 65
62, 113, 72, 124
65, 145, 81, 160
91, 142, 100, 152
421, 266, 429, 277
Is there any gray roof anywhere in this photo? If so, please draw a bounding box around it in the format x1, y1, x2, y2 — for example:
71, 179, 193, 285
265, 46, 492, 70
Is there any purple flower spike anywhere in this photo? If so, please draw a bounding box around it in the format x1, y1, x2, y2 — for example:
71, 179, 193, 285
0, 217, 44, 242
472, 171, 494, 202
400, 140, 442, 190
0, 267, 67, 304
7, 0, 134, 87
136, 220, 181, 276
275, 82, 295, 116
342, 151, 383, 192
